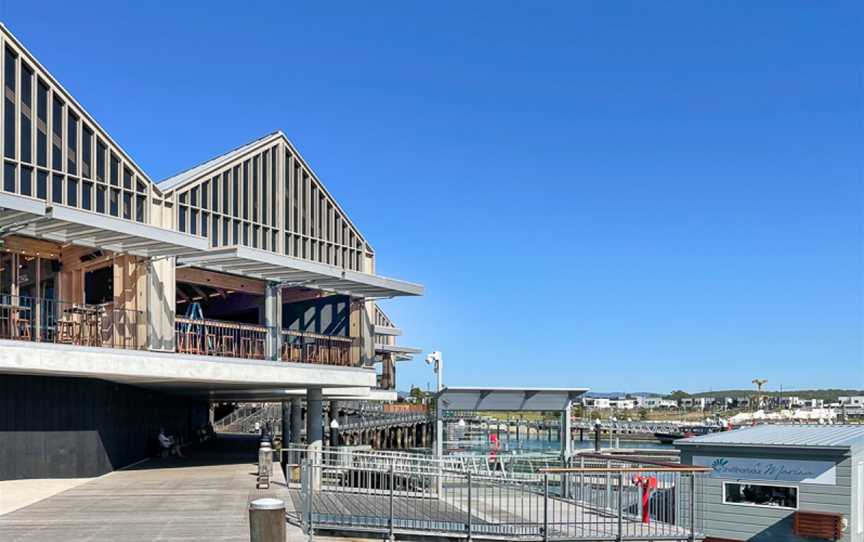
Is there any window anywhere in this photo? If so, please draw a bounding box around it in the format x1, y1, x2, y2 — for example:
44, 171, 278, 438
52, 174, 63, 203
82, 181, 92, 210
96, 140, 106, 182
95, 184, 106, 213
231, 166, 239, 217
201, 182, 208, 210
211, 176, 218, 210
3, 161, 15, 192
36, 170, 47, 199
723, 482, 797, 510
81, 126, 92, 178
67, 177, 78, 207
52, 97, 63, 170
109, 154, 119, 186
123, 167, 132, 190
109, 188, 119, 216
67, 113, 78, 174
20, 166, 32, 196
20, 64, 33, 163
4, 48, 16, 160
36, 81, 48, 166
122, 191, 131, 219
178, 206, 187, 232
135, 195, 146, 222
190, 209, 198, 235
242, 161, 249, 219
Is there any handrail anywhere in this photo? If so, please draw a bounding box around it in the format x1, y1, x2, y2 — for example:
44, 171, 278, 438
282, 329, 355, 343
175, 316, 269, 333
541, 466, 712, 474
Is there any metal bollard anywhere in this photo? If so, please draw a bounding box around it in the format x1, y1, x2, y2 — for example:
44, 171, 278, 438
257, 440, 273, 489
249, 498, 285, 542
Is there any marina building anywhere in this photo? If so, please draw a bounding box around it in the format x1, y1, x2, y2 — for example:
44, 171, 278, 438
0, 23, 422, 480
677, 425, 864, 542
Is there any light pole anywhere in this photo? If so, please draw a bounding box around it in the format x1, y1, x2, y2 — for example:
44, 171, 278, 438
426, 351, 444, 460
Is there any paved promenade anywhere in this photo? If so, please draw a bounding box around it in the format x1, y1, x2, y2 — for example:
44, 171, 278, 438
0, 434, 305, 542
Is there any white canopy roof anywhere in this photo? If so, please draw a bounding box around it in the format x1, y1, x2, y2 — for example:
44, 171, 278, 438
176, 245, 424, 298
436, 386, 589, 412
0, 194, 208, 257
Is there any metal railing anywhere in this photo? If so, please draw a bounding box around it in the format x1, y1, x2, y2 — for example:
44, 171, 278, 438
0, 293, 144, 350
175, 316, 270, 359
290, 450, 707, 541
281, 329, 360, 367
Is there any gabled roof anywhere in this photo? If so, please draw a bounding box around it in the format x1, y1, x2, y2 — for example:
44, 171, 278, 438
157, 130, 371, 248
158, 132, 280, 192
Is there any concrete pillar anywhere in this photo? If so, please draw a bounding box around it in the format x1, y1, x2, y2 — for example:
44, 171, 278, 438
264, 284, 282, 361
306, 389, 323, 449
327, 401, 340, 447
289, 397, 302, 445
281, 401, 290, 469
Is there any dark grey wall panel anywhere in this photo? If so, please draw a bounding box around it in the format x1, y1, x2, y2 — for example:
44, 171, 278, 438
0, 374, 208, 480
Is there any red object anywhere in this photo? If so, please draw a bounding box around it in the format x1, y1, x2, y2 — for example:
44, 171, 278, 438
632, 475, 658, 524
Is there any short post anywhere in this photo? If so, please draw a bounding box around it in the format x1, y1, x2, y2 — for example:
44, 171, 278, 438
466, 471, 473, 541
389, 463, 396, 541
248, 498, 285, 542
594, 422, 602, 452
543, 473, 549, 542
617, 471, 624, 541
257, 439, 273, 489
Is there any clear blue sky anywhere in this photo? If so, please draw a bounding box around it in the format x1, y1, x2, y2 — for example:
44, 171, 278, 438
3, 2, 861, 394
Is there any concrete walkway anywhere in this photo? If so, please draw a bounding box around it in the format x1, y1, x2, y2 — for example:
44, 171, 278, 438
0, 434, 305, 542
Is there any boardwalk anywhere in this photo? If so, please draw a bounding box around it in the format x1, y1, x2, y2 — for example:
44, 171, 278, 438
0, 435, 301, 542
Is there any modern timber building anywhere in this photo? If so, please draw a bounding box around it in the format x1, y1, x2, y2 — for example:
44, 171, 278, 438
0, 24, 422, 480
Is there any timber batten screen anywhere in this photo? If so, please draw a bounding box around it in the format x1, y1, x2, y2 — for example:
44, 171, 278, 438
0, 25, 157, 226
160, 132, 373, 273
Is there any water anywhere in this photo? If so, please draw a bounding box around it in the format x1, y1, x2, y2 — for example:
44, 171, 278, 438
447, 435, 673, 455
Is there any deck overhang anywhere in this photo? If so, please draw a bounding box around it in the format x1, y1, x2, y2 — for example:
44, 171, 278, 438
0, 339, 377, 399
0, 194, 209, 257
176, 246, 424, 298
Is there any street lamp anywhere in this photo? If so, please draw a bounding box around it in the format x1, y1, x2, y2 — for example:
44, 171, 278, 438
425, 351, 442, 392
330, 418, 340, 447
426, 351, 444, 462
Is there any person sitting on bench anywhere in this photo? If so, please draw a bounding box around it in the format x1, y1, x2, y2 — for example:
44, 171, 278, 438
158, 428, 185, 458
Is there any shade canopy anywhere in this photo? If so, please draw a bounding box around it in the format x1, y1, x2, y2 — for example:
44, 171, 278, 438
176, 245, 424, 298
0, 193, 209, 258
436, 386, 589, 412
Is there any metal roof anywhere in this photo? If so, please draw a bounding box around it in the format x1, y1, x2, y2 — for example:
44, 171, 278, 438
375, 343, 422, 355
176, 245, 423, 298
0, 194, 209, 258
158, 132, 280, 192
436, 387, 589, 412
677, 424, 864, 452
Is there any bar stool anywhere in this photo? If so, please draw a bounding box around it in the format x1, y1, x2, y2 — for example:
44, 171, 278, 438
15, 316, 31, 340
219, 335, 235, 357
57, 319, 78, 344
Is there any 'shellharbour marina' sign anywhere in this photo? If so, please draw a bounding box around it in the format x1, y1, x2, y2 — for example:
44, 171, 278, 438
694, 456, 836, 485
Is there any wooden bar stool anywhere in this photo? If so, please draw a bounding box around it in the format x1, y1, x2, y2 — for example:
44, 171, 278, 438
219, 335, 235, 357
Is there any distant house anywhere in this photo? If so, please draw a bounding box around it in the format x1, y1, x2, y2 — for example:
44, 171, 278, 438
609, 399, 636, 410
839, 396, 864, 407
681, 397, 709, 410
643, 397, 677, 409
583, 397, 611, 409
